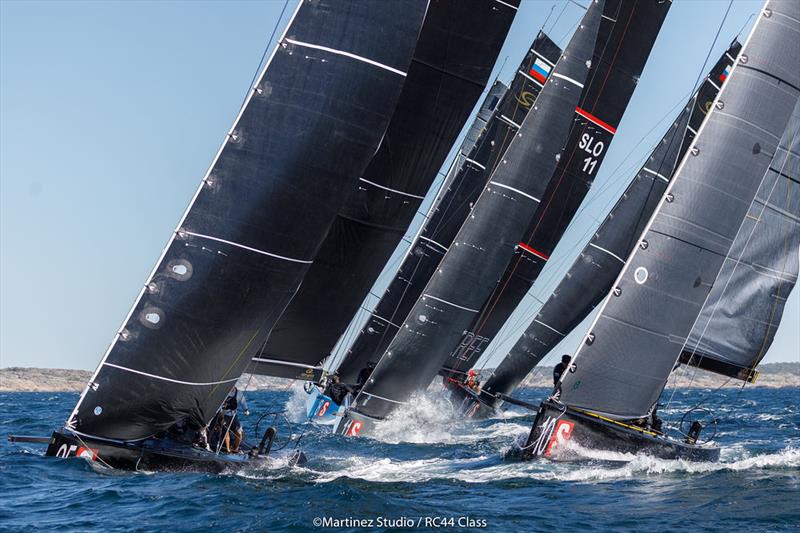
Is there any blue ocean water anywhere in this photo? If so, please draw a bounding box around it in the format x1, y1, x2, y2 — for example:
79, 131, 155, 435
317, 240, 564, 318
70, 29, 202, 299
1, 386, 798, 532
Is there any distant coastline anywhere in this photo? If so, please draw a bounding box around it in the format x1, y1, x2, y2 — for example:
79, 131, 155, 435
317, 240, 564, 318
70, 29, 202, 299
1, 363, 798, 392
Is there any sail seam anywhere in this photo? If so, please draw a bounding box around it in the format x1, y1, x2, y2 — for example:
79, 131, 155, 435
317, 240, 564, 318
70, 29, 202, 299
423, 294, 480, 313
464, 157, 487, 170
498, 114, 522, 129
532, 49, 555, 67
361, 391, 407, 404
493, 0, 518, 10
183, 231, 314, 264
489, 181, 542, 203
373, 314, 401, 328
103, 363, 241, 386
283, 38, 407, 76
534, 319, 566, 336
359, 177, 425, 199
518, 69, 544, 87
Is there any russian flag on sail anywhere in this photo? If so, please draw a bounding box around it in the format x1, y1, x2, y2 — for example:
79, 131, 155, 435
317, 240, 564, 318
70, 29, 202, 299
529, 58, 551, 84
719, 65, 731, 82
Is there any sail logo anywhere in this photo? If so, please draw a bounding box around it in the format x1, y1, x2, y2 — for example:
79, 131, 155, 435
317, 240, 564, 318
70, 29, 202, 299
318, 401, 330, 417
515, 90, 536, 109
76, 446, 98, 461
719, 65, 731, 82
451, 332, 490, 362
544, 420, 574, 457
346, 421, 362, 437
529, 58, 551, 84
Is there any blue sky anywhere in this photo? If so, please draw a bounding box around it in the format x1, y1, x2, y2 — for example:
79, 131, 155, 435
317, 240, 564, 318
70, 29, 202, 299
1, 0, 796, 371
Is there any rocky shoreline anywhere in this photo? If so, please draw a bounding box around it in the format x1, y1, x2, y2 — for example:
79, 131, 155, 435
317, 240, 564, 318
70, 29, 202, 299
1, 363, 797, 392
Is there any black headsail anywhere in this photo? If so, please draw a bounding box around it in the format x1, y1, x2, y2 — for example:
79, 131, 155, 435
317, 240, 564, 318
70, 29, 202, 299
478, 42, 741, 407
336, 31, 562, 383
66, 0, 429, 441
346, 0, 605, 423
558, 0, 800, 420
441, 0, 671, 379
249, 0, 519, 381
681, 98, 799, 382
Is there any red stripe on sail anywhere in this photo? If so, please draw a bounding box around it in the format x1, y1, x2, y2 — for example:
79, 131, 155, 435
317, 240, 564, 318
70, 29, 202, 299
518, 242, 549, 260
575, 107, 617, 134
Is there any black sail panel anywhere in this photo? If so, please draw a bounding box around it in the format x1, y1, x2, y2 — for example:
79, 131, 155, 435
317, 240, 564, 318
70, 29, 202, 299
353, 1, 605, 419
482, 42, 740, 402
682, 99, 800, 381
254, 0, 519, 378
560, 1, 800, 419
443, 0, 670, 377
67, 0, 429, 441
336, 32, 562, 383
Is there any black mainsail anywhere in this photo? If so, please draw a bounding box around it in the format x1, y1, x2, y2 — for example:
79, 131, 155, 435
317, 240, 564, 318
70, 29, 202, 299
342, 0, 606, 426
66, 0, 429, 441
336, 31, 562, 383
558, 0, 800, 420
477, 42, 741, 408
681, 98, 799, 382
250, 0, 519, 381
441, 0, 670, 380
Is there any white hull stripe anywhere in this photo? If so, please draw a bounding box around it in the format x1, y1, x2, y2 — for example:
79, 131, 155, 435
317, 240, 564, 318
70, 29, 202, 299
183, 231, 313, 264
552, 72, 585, 88
489, 181, 541, 203
518, 69, 544, 87
423, 294, 480, 313
103, 362, 240, 386
602, 14, 618, 22
360, 177, 425, 199
373, 314, 400, 328
283, 38, 407, 77
419, 235, 449, 252
499, 114, 522, 129
687, 125, 698, 135
361, 391, 407, 405
642, 167, 670, 183
588, 242, 626, 263
534, 319, 566, 336
494, 0, 518, 10
532, 50, 555, 67
251, 357, 323, 371
465, 157, 487, 170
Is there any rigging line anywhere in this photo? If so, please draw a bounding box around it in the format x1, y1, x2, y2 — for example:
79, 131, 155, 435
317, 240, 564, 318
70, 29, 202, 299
548, 0, 570, 34
239, 0, 290, 112
541, 4, 556, 33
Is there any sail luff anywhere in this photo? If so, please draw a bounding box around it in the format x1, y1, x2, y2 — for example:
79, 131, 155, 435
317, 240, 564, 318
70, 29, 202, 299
559, 0, 800, 419
67, 0, 430, 441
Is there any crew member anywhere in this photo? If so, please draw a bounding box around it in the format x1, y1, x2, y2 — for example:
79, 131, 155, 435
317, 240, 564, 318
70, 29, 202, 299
323, 373, 351, 405
553, 354, 572, 385
356, 361, 377, 392
465, 369, 481, 392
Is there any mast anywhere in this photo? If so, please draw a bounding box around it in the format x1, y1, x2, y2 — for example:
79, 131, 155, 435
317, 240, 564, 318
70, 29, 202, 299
681, 98, 799, 382
479, 41, 741, 405
349, 0, 606, 421
250, 0, 519, 380
65, 0, 429, 441
559, 0, 800, 420
441, 0, 671, 379
335, 31, 562, 383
